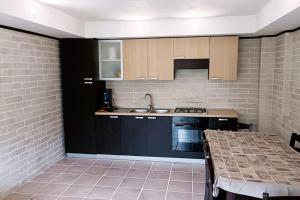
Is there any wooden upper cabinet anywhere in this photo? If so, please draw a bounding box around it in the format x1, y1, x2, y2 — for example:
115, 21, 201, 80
123, 39, 148, 80
148, 38, 174, 80
209, 36, 239, 80
174, 37, 210, 59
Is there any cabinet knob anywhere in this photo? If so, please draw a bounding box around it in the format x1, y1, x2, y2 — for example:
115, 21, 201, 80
109, 116, 118, 119
148, 117, 157, 120
218, 118, 229, 121
84, 78, 93, 81
84, 81, 93, 85
135, 116, 144, 119
211, 77, 221, 80
138, 77, 146, 80
174, 56, 185, 59
150, 77, 159, 80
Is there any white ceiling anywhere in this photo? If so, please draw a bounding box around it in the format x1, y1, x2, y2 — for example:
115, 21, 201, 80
0, 0, 300, 38
37, 0, 271, 21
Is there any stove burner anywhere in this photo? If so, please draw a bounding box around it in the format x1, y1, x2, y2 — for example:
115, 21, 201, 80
175, 107, 207, 114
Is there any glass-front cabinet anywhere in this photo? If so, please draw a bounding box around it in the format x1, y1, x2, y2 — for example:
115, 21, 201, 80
99, 40, 123, 80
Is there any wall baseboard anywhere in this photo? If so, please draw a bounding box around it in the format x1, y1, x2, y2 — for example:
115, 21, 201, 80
66, 153, 205, 164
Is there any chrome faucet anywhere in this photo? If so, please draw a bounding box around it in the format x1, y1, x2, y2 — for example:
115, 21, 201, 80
144, 93, 154, 111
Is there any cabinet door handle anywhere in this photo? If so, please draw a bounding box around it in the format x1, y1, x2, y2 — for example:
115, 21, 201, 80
135, 116, 144, 119
148, 117, 156, 120
84, 81, 93, 85
150, 77, 159, 80
211, 77, 221, 80
84, 78, 93, 81
138, 77, 146, 80
218, 118, 229, 121
109, 116, 118, 119
174, 56, 185, 59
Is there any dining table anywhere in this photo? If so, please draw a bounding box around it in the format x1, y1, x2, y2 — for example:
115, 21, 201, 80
204, 130, 300, 199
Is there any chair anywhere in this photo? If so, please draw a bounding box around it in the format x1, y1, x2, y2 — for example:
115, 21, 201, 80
203, 142, 215, 200
290, 133, 300, 152
263, 192, 300, 200
237, 122, 253, 132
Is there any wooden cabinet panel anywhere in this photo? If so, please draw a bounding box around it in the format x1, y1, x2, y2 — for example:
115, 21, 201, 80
174, 37, 209, 59
148, 38, 174, 80
209, 37, 239, 80
123, 39, 148, 80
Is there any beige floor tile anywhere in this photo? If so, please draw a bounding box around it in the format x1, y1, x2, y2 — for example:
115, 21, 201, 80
57, 197, 85, 200
126, 169, 149, 178
87, 186, 116, 199
73, 175, 102, 185
61, 185, 93, 197
172, 163, 193, 172
143, 179, 168, 190
170, 172, 192, 182
120, 178, 145, 189
56, 158, 77, 166
31, 195, 57, 200
132, 161, 152, 170
166, 192, 192, 200
193, 164, 205, 173
151, 162, 172, 171
83, 167, 107, 176
193, 183, 205, 194
97, 176, 123, 187
93, 159, 113, 168
16, 182, 47, 194
111, 160, 133, 169
44, 165, 68, 174
31, 173, 58, 183
138, 190, 166, 200
73, 159, 96, 167
38, 183, 69, 195
51, 174, 79, 184
105, 168, 128, 177
63, 166, 87, 174
148, 170, 170, 180
168, 181, 192, 193
112, 188, 141, 200
193, 173, 205, 183
193, 193, 205, 200
4, 193, 33, 200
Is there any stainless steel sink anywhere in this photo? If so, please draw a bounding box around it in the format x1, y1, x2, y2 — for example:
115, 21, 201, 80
151, 109, 171, 114
130, 109, 149, 113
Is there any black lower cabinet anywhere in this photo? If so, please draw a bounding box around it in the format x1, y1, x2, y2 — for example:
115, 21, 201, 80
95, 116, 121, 155
121, 116, 148, 156
146, 116, 172, 157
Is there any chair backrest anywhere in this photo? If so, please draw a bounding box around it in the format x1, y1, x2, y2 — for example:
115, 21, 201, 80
290, 133, 300, 152
237, 122, 253, 132
263, 193, 300, 200
203, 142, 214, 184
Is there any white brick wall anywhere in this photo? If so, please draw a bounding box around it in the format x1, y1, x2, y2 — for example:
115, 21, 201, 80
107, 39, 261, 127
0, 28, 64, 199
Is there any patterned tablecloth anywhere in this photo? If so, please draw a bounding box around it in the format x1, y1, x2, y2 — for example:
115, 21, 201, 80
205, 130, 300, 198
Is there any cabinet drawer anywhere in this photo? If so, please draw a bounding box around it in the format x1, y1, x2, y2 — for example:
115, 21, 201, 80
208, 117, 237, 131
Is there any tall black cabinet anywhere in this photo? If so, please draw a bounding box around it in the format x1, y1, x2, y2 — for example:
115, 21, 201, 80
60, 39, 105, 154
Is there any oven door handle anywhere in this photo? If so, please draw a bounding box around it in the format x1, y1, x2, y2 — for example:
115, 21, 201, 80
174, 123, 200, 128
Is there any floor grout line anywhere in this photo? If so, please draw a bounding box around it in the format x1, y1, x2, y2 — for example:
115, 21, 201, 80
136, 161, 153, 200
164, 162, 173, 200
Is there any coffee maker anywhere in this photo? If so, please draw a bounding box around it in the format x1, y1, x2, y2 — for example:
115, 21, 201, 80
101, 88, 114, 111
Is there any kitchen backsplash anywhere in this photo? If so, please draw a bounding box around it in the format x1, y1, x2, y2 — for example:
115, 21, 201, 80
107, 39, 261, 127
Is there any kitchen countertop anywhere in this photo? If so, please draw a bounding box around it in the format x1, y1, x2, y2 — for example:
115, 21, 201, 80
95, 108, 238, 118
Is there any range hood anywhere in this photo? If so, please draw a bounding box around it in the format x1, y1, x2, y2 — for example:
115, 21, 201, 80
174, 59, 209, 78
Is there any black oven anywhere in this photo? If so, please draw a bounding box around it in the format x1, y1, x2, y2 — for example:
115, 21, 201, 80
172, 117, 208, 153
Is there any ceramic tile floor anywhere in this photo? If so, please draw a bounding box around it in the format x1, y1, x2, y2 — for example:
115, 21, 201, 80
5, 158, 205, 200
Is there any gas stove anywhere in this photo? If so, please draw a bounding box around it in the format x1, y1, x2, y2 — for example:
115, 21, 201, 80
174, 107, 207, 114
